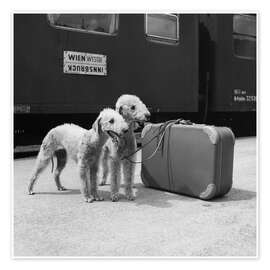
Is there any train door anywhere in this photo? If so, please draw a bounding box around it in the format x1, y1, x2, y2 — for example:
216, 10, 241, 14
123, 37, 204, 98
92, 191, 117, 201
116, 14, 200, 114
231, 14, 256, 111
207, 14, 256, 113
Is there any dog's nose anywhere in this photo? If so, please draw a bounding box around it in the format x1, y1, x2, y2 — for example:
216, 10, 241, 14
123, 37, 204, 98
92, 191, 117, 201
145, 113, 151, 121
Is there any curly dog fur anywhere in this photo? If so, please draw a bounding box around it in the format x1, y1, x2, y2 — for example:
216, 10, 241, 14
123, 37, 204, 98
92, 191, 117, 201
99, 95, 150, 201
28, 108, 128, 202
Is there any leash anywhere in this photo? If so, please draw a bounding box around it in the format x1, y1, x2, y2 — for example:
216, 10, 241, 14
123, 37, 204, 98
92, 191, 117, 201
51, 157, 54, 173
122, 119, 193, 164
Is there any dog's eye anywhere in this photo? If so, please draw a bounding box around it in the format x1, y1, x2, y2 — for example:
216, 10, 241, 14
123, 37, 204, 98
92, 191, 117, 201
131, 105, 136, 110
109, 119, 114, 124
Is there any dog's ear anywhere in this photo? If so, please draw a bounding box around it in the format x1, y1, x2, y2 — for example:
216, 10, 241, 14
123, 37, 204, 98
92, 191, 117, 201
92, 117, 101, 134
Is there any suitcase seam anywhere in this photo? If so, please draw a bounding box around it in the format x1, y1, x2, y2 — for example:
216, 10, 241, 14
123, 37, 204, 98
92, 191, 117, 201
218, 129, 223, 196
167, 126, 173, 192
220, 128, 234, 196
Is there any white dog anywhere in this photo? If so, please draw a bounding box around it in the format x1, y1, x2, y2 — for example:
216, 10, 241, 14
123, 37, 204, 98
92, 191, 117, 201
99, 95, 150, 201
28, 108, 128, 202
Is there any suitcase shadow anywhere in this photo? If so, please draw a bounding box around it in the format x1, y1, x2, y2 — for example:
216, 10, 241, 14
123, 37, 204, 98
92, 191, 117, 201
211, 187, 256, 202
32, 186, 256, 206
134, 184, 256, 208
134, 183, 195, 208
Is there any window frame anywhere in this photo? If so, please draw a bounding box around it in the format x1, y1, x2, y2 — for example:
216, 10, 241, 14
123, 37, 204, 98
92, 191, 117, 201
46, 14, 119, 36
233, 14, 256, 38
145, 13, 180, 44
232, 14, 256, 61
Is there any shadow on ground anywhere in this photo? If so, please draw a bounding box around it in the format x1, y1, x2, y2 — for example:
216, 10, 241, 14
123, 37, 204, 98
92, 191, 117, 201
33, 189, 80, 195
134, 184, 256, 208
32, 184, 256, 208
134, 183, 193, 208
212, 187, 256, 202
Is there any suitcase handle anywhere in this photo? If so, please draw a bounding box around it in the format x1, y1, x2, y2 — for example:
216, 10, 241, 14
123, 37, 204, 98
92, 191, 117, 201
156, 119, 193, 150
174, 119, 194, 125
121, 121, 172, 163
122, 118, 193, 163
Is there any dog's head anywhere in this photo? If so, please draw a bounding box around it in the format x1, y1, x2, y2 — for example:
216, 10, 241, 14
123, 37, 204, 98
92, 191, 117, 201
115, 94, 151, 128
92, 108, 128, 144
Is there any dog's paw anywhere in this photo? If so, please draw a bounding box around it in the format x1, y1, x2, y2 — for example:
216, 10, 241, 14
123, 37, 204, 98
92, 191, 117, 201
125, 188, 135, 201
99, 182, 106, 186
126, 193, 135, 201
99, 179, 107, 186
28, 190, 35, 195
111, 193, 120, 202
85, 197, 95, 203
57, 186, 67, 191
94, 194, 104, 201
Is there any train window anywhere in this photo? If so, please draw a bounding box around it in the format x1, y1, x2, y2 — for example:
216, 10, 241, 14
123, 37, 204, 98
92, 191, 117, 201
233, 15, 256, 60
145, 14, 179, 43
233, 15, 256, 36
47, 14, 119, 35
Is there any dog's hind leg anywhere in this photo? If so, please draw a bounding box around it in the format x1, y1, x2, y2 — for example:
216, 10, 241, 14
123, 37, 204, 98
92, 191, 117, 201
99, 146, 109, 185
28, 130, 57, 195
28, 151, 51, 195
53, 149, 67, 191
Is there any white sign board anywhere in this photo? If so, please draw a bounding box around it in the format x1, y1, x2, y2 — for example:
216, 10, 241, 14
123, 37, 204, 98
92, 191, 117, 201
63, 51, 107, 76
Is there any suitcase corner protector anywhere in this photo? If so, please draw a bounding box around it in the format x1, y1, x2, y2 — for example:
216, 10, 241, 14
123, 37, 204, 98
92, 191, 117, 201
202, 126, 219, 144
199, 184, 217, 200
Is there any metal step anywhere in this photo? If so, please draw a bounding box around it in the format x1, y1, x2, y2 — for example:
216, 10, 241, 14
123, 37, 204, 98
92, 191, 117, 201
14, 145, 40, 153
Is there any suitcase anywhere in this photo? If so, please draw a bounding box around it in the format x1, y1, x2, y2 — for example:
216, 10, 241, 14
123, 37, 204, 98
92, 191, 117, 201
141, 120, 235, 200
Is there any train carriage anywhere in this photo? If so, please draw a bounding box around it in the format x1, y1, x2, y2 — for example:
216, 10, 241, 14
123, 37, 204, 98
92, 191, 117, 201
14, 13, 256, 149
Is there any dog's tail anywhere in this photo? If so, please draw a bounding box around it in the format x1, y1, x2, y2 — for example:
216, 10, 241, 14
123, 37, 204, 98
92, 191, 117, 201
51, 157, 54, 173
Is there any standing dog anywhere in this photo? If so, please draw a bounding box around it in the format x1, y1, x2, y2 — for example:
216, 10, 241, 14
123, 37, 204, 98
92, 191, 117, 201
99, 95, 150, 201
28, 108, 128, 202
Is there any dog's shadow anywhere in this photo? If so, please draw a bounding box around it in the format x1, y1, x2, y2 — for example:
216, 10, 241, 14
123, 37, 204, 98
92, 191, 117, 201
32, 184, 256, 208
133, 183, 256, 208
33, 187, 119, 200
34, 189, 81, 195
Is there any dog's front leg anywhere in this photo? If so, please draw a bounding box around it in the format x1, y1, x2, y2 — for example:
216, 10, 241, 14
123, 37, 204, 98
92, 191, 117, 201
89, 164, 104, 202
109, 158, 121, 202
99, 146, 109, 186
122, 159, 135, 201
77, 159, 92, 202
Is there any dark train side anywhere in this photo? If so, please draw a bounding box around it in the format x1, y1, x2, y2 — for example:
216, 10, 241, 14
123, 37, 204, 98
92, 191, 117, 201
14, 13, 256, 148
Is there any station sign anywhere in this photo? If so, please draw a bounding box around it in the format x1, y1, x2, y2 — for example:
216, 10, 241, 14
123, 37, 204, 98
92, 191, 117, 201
63, 51, 107, 76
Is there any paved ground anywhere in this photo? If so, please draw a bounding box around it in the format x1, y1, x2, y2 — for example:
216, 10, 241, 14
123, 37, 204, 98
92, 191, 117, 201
13, 137, 257, 257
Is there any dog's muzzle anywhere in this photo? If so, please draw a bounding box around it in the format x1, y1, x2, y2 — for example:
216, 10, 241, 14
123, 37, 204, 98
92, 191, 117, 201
106, 130, 121, 144
135, 113, 150, 125
134, 117, 150, 128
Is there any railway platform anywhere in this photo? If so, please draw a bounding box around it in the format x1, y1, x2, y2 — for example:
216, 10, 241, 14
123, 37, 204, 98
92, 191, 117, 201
13, 137, 257, 257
